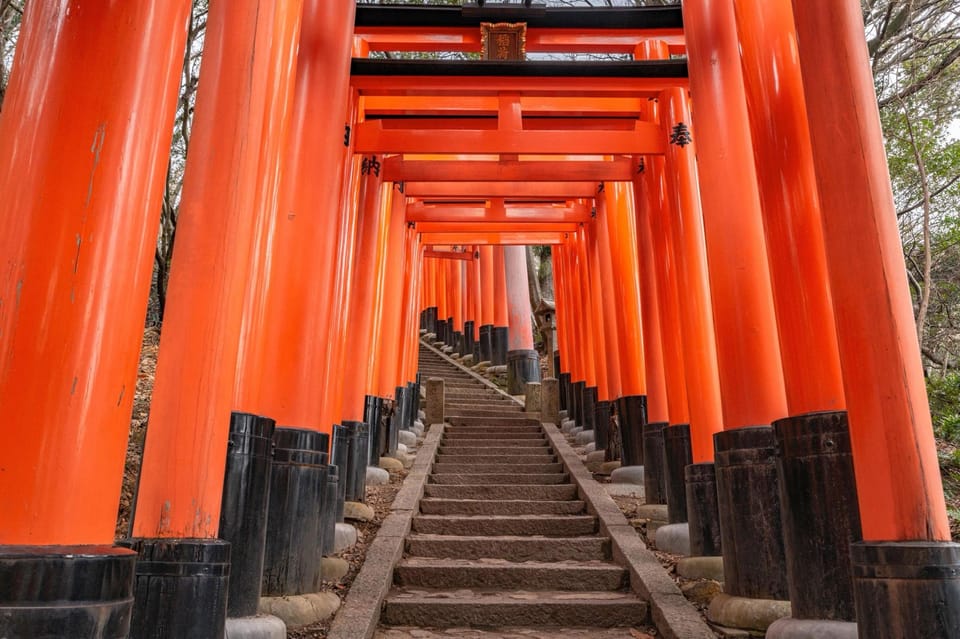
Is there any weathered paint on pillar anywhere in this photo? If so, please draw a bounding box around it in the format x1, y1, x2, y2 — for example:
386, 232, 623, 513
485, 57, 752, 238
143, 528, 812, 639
0, 0, 190, 545
340, 165, 386, 422
734, 0, 845, 415
583, 222, 609, 400
480, 245, 496, 326
493, 245, 509, 328
683, 0, 788, 430
504, 245, 535, 351
234, 1, 304, 410
792, 0, 950, 541
603, 182, 647, 397
135, 0, 301, 537
572, 232, 598, 388
591, 199, 621, 402
256, 0, 356, 432
660, 88, 723, 462
375, 185, 409, 399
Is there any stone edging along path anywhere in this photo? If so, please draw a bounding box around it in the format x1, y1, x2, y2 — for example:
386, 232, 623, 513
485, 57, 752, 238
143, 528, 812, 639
328, 340, 713, 639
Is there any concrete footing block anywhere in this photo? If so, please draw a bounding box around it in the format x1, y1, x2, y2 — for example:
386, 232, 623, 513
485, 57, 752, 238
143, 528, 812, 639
583, 442, 596, 454
398, 430, 417, 447
610, 465, 644, 485
654, 522, 691, 555
397, 442, 409, 454
225, 615, 286, 639
584, 449, 606, 472
636, 503, 668, 522
417, 409, 426, 421
343, 501, 375, 522
677, 555, 725, 582
707, 593, 791, 634
561, 419, 577, 433
575, 429, 595, 445
604, 482, 645, 498
366, 466, 389, 485
599, 460, 621, 474
379, 456, 404, 472
766, 618, 858, 639
258, 592, 340, 629
334, 522, 357, 553
321, 556, 350, 582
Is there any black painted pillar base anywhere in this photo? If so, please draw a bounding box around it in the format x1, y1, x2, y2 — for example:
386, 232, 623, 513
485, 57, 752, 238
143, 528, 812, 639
595, 400, 612, 450
663, 424, 692, 524
427, 306, 438, 335
491, 326, 509, 366
419, 309, 427, 331
478, 324, 494, 362
774, 411, 862, 621
852, 541, 960, 639
407, 380, 419, 425
685, 463, 722, 557
390, 386, 406, 448
0, 545, 136, 638
445, 317, 455, 346
363, 395, 384, 466
616, 395, 647, 466
342, 420, 368, 503
507, 348, 541, 395
463, 320, 475, 356
581, 386, 598, 431
435, 319, 447, 345
553, 351, 561, 381
262, 427, 328, 596
571, 380, 585, 427
642, 421, 668, 505
322, 465, 338, 556
558, 372, 570, 412
714, 426, 789, 600
454, 331, 464, 354
122, 538, 230, 639
330, 425, 349, 523
219, 412, 275, 618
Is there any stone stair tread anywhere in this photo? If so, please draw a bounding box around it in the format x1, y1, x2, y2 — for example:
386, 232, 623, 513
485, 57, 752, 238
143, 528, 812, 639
431, 463, 564, 474
376, 626, 654, 639
428, 473, 568, 485
398, 557, 620, 569
394, 559, 627, 590
423, 484, 578, 500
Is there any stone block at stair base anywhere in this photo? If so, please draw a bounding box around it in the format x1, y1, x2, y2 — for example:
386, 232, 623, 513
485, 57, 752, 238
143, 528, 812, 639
334, 523, 357, 553
636, 504, 669, 522
379, 456, 404, 472
398, 430, 416, 447
600, 461, 621, 474
366, 466, 389, 486
258, 592, 340, 629
417, 410, 426, 421
610, 465, 644, 485
321, 557, 350, 582
414, 420, 425, 431
225, 615, 286, 639
654, 522, 691, 555
561, 419, 577, 433
604, 482, 644, 498
344, 501, 375, 522
575, 429, 595, 445
583, 442, 596, 453
397, 442, 409, 454
765, 618, 858, 639
677, 556, 725, 582
707, 593, 791, 634
584, 449, 606, 472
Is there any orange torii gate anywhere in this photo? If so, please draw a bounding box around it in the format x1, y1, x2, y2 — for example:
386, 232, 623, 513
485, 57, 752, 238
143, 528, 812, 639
0, 2, 955, 639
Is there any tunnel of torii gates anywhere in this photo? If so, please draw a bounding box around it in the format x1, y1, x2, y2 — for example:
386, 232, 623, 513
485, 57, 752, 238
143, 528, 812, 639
0, 1, 957, 638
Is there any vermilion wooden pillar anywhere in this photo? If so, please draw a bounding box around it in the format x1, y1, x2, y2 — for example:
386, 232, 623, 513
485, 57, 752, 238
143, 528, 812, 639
467, 246, 482, 358
491, 245, 510, 365
449, 258, 464, 349
590, 207, 621, 404
375, 186, 410, 400
582, 220, 608, 431
479, 244, 496, 362
791, 4, 957, 636
683, 0, 788, 430
684, 0, 791, 607
256, 0, 356, 434
0, 1, 190, 634
340, 164, 386, 423
504, 245, 541, 393
660, 88, 721, 461
602, 182, 648, 467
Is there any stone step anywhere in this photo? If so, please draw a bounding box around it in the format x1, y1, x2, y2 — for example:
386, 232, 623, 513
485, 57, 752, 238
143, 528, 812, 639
381, 589, 647, 628
441, 438, 549, 448
442, 430, 543, 439
439, 446, 553, 456
412, 514, 597, 536
432, 462, 563, 475
448, 417, 540, 427
376, 626, 654, 639
393, 557, 627, 591
428, 473, 570, 485
405, 534, 610, 562
419, 498, 584, 516
446, 409, 527, 418
423, 483, 579, 501
434, 454, 557, 465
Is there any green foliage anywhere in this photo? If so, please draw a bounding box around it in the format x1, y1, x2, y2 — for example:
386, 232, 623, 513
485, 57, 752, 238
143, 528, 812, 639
928, 374, 960, 444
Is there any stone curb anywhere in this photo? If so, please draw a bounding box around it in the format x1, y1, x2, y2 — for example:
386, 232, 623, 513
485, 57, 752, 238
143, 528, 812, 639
326, 422, 444, 639
420, 339, 525, 408
542, 422, 716, 639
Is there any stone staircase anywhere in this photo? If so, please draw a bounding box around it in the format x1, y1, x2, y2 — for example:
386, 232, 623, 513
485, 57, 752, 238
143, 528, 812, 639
374, 345, 653, 638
